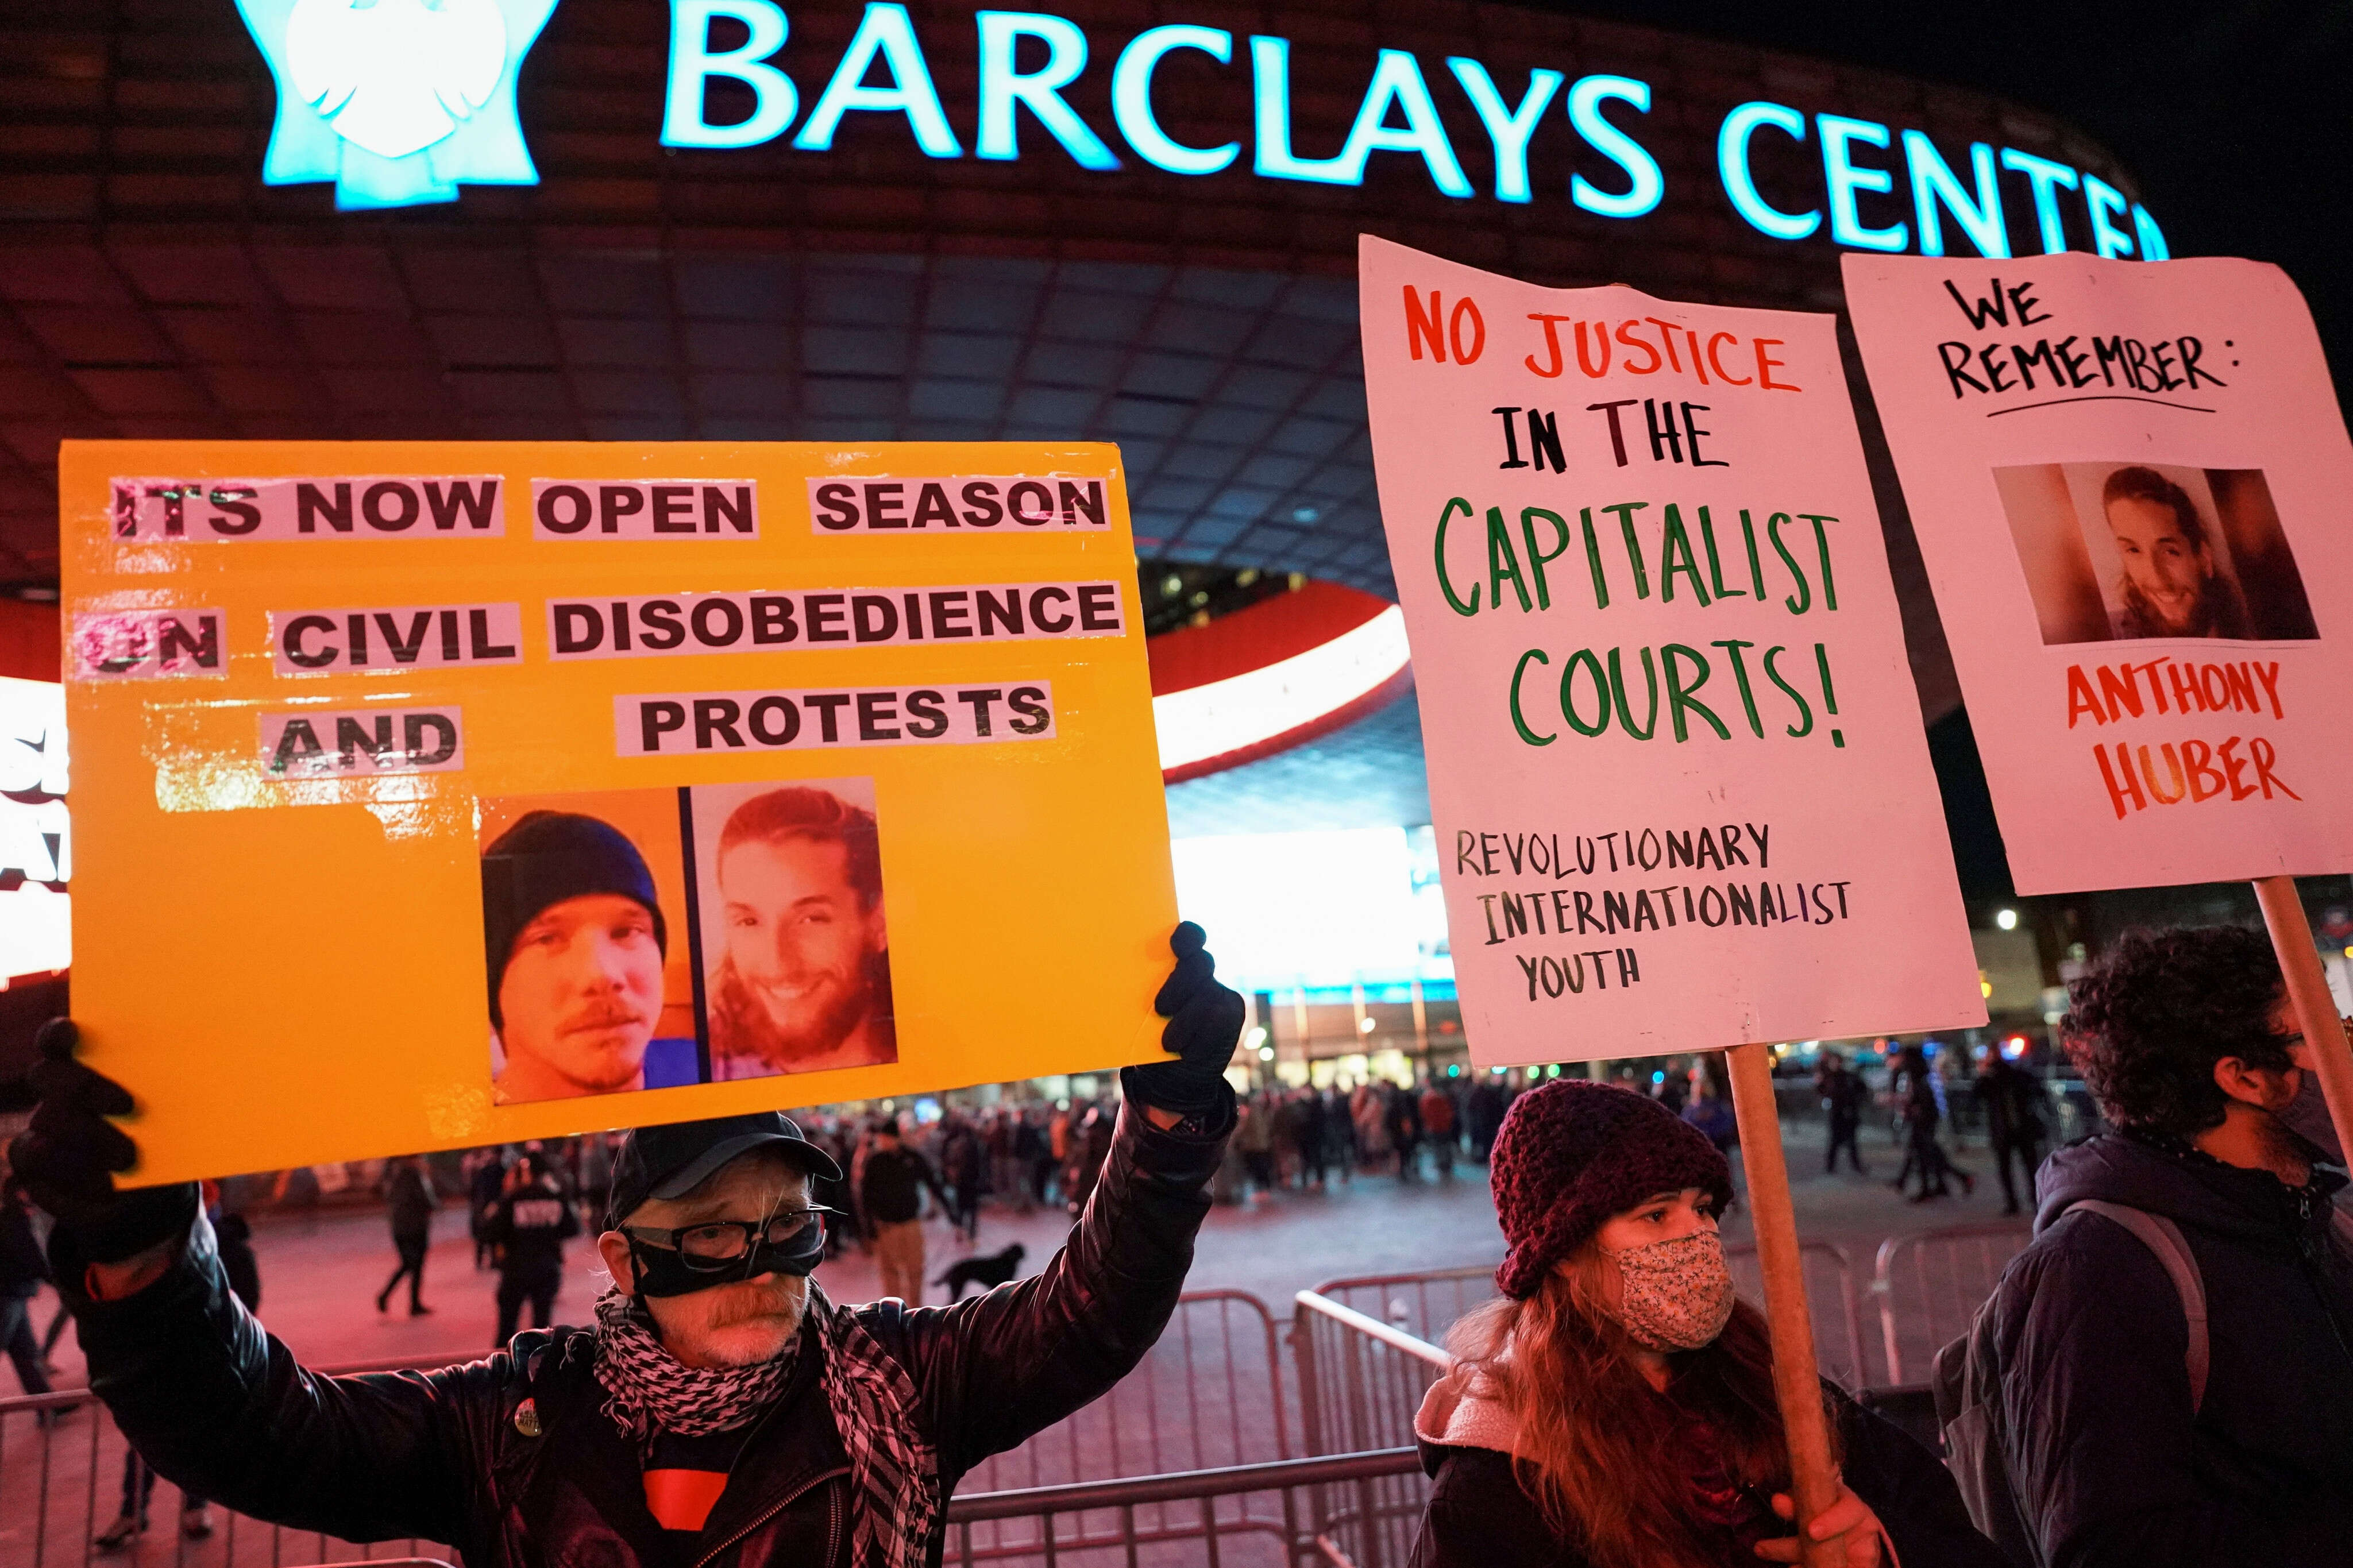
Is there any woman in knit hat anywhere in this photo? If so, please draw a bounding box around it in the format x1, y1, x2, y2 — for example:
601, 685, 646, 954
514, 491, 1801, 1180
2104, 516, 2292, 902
1410, 1079, 2003, 1568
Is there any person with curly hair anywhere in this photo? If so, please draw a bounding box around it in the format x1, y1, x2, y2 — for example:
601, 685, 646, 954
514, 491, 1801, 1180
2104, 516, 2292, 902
1978, 924, 2353, 1567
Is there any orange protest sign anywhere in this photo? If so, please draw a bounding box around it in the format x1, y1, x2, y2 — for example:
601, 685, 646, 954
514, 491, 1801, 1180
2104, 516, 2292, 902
60, 441, 1174, 1184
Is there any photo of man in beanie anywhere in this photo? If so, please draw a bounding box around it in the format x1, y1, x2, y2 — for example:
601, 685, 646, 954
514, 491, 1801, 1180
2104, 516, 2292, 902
483, 809, 672, 1103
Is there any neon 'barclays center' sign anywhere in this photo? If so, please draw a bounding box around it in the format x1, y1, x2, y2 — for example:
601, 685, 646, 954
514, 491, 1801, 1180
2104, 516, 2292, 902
245, 0, 2169, 266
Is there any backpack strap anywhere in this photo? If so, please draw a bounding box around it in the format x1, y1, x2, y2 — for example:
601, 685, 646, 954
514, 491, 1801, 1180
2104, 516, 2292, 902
2066, 1200, 2208, 1412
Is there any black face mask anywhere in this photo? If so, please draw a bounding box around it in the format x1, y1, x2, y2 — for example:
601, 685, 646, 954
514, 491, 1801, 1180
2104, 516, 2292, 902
621, 1208, 832, 1299
2282, 1066, 2347, 1167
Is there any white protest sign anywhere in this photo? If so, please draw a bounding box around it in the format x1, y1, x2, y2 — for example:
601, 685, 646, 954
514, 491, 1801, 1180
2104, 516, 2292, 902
1843, 254, 2353, 892
1360, 237, 1984, 1064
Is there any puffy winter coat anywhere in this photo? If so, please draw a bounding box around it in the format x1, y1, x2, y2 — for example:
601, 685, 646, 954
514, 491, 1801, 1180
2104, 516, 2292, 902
1989, 1131, 2353, 1567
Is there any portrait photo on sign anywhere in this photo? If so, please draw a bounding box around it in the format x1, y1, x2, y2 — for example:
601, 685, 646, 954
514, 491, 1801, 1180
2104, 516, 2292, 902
479, 788, 701, 1104
686, 776, 897, 1082
1993, 462, 2320, 646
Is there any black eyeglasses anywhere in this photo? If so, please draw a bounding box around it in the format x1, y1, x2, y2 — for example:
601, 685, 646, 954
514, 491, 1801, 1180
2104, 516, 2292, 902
623, 1206, 842, 1268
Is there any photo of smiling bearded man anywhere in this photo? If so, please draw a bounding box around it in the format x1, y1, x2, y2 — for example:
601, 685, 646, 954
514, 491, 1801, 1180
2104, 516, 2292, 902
697, 781, 897, 1080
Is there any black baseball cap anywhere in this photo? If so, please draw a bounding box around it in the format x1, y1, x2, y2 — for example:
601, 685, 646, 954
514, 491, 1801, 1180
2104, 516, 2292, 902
606, 1111, 842, 1229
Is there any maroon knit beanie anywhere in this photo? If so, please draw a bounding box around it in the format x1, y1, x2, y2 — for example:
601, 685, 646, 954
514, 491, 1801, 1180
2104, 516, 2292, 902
1491, 1080, 1735, 1299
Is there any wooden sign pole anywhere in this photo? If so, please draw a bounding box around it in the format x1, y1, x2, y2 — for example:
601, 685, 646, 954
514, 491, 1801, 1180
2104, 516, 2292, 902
2252, 876, 2353, 1160
1725, 1041, 1845, 1568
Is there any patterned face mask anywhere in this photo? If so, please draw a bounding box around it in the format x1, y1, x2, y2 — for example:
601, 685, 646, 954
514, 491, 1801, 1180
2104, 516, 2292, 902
1604, 1229, 1736, 1351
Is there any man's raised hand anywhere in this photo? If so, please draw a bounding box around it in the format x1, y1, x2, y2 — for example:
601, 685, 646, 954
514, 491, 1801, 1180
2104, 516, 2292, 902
7, 1019, 196, 1264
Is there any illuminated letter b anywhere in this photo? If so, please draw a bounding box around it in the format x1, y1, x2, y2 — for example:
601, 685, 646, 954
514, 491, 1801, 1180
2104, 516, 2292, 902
664, 0, 797, 149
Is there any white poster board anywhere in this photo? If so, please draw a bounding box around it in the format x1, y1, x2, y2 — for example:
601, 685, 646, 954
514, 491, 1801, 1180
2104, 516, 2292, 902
1843, 254, 2353, 892
1360, 236, 1984, 1065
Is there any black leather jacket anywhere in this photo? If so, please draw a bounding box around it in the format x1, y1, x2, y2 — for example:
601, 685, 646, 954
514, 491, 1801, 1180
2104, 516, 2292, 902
61, 1082, 1230, 1568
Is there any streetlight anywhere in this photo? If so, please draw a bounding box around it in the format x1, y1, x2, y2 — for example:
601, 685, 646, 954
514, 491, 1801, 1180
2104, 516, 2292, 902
1995, 907, 2019, 932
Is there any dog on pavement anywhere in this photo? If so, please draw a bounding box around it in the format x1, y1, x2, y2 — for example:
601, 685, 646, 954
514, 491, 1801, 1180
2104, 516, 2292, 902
933, 1242, 1027, 1301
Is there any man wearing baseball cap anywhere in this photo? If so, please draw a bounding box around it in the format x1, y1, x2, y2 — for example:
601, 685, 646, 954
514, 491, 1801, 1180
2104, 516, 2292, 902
8, 924, 1244, 1568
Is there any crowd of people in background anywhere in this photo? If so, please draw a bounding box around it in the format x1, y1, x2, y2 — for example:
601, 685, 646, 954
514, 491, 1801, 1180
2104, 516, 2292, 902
1216, 1041, 2059, 1215
17, 1041, 2069, 1372
1812, 1040, 2056, 1215
1227, 1074, 1515, 1196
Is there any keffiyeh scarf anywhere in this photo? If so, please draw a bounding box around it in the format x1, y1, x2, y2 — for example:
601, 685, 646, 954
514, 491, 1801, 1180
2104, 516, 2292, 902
592, 1287, 939, 1568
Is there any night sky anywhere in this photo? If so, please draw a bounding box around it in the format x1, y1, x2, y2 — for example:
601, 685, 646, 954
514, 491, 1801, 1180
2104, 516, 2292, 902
1557, 1, 2353, 388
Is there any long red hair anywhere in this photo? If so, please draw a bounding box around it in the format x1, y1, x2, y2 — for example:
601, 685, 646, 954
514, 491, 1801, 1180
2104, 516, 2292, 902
1442, 1246, 1837, 1568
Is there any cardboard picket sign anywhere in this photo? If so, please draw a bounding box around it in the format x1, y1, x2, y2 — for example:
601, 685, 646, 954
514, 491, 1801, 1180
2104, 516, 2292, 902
59, 442, 1174, 1184
1359, 236, 1985, 1065
1842, 254, 2353, 893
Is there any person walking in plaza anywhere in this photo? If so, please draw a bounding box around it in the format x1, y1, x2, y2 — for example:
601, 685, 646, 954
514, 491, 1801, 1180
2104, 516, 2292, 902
1387, 1080, 1423, 1181
1679, 1066, 1742, 1211
936, 1114, 985, 1242
1972, 1045, 2048, 1216
1973, 926, 2353, 1566
1234, 1092, 1276, 1195
375, 1154, 439, 1316
1818, 1051, 1870, 1175
1014, 1109, 1048, 1211
9, 924, 1241, 1568
1352, 1080, 1391, 1175
1047, 1099, 1071, 1164
859, 1115, 950, 1302
1, 1175, 61, 1407
1410, 1080, 2005, 1568
1296, 1086, 1331, 1188
984, 1111, 1022, 1215
577, 1132, 616, 1231
466, 1146, 508, 1270
1324, 1084, 1357, 1181
483, 1150, 578, 1345
1680, 1067, 1737, 1157
1419, 1078, 1459, 1179
1465, 1073, 1507, 1163
1063, 1100, 1115, 1215
1891, 1046, 1973, 1203
1271, 1090, 1308, 1187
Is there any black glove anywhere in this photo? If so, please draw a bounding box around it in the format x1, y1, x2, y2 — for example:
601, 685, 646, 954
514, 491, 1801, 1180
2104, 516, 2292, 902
6, 1019, 198, 1265
1129, 922, 1246, 1117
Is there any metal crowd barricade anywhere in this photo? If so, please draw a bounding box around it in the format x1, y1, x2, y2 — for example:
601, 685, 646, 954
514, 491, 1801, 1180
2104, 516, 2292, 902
1299, 1266, 1494, 1352
1287, 1292, 1452, 1568
943, 1449, 1425, 1568
0, 1293, 1290, 1568
951, 1291, 1293, 1566
1871, 1222, 2034, 1387
0, 1355, 464, 1568
1727, 1242, 1873, 1392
